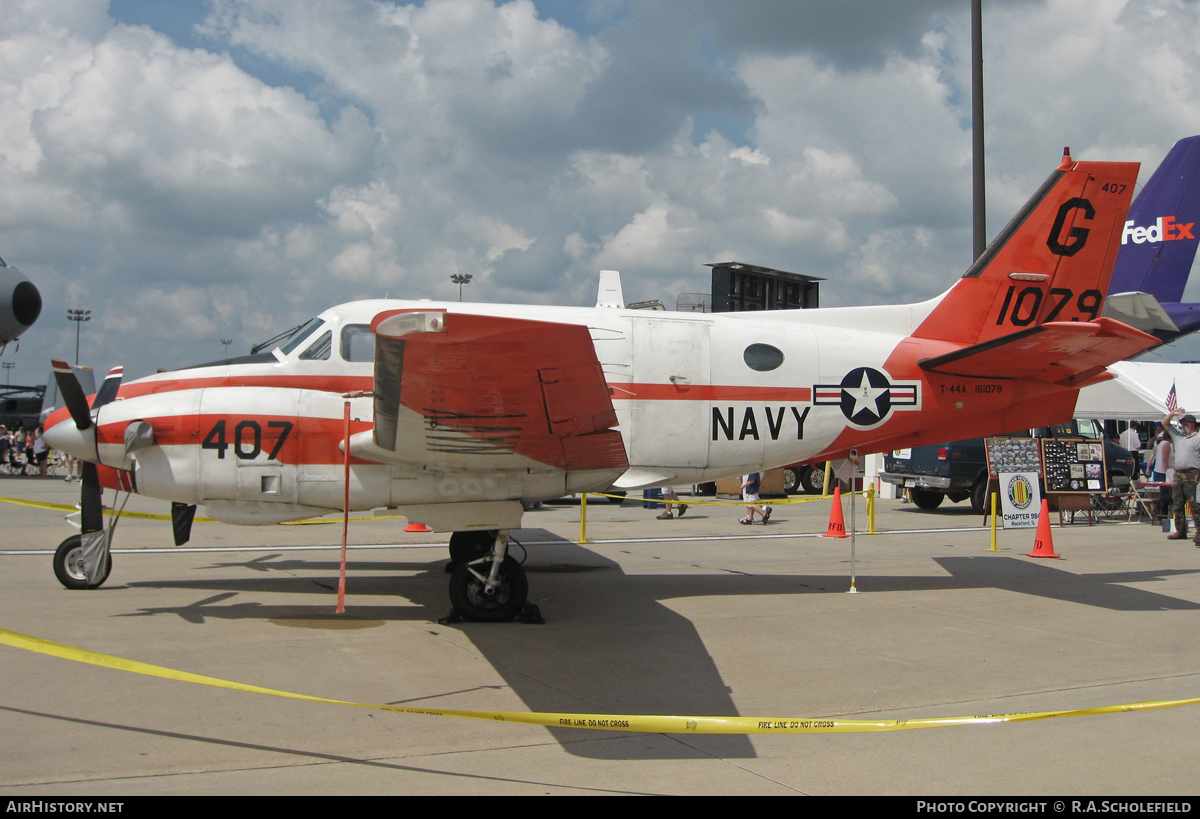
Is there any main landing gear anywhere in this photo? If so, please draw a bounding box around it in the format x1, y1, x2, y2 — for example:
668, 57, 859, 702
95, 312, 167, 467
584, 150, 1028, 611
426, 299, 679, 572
446, 529, 530, 622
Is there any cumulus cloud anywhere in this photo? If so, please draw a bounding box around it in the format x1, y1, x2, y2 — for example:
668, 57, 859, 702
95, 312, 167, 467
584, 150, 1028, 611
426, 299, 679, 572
5, 0, 1200, 383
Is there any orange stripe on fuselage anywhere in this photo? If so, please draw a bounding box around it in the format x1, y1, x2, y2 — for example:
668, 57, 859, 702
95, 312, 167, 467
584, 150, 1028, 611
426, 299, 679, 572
114, 374, 374, 400
95, 414, 375, 466
120, 377, 809, 404
609, 383, 812, 402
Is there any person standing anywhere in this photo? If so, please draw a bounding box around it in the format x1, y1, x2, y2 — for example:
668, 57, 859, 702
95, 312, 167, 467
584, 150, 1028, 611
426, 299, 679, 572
1163, 408, 1200, 541
1149, 423, 1172, 483
1120, 422, 1142, 475
32, 427, 48, 477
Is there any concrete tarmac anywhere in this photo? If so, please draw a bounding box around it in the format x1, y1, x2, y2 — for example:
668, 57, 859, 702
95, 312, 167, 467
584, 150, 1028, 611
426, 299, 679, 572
2, 477, 1199, 795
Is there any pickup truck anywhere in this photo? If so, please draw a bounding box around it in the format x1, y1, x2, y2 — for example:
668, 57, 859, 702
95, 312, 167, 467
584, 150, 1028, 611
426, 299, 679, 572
880, 419, 1138, 513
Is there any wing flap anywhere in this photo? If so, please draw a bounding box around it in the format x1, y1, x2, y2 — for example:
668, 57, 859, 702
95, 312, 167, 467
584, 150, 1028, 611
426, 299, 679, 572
367, 310, 628, 473
918, 317, 1158, 386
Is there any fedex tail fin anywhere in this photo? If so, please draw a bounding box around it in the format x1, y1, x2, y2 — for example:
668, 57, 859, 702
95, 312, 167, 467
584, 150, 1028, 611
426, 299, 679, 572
1103, 135, 1200, 343
913, 151, 1138, 346
1109, 136, 1200, 302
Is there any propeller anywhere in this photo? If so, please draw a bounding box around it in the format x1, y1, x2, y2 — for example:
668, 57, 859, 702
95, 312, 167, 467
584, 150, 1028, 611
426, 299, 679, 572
47, 361, 188, 552
48, 361, 124, 536
94, 365, 123, 410
51, 358, 93, 432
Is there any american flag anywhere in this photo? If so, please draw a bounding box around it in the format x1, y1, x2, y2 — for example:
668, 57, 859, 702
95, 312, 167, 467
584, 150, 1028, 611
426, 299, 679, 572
1167, 381, 1178, 412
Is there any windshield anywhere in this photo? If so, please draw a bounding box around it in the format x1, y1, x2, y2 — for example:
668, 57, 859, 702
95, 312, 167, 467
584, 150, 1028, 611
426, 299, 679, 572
278, 318, 325, 356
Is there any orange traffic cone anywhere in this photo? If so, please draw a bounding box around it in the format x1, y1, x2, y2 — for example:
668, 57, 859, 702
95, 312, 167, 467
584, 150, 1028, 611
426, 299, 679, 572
1026, 499, 1060, 558
822, 486, 848, 538
404, 521, 432, 533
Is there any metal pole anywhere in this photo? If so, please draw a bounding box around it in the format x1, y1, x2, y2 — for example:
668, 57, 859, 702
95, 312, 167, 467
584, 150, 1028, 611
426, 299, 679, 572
67, 309, 91, 366
337, 399, 350, 614
579, 492, 588, 543
848, 448, 859, 594
972, 0, 987, 261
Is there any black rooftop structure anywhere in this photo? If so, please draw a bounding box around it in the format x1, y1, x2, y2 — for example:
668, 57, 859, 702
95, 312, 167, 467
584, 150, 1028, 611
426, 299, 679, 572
706, 261, 823, 313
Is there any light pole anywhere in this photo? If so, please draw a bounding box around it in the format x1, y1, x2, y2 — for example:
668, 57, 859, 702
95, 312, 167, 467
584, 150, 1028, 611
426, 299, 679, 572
2, 362, 13, 385
66, 309, 91, 366
450, 273, 473, 302
221, 338, 233, 359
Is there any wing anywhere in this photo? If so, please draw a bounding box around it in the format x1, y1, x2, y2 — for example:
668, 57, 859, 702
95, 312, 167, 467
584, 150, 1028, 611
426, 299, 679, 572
918, 317, 1158, 388
357, 310, 628, 476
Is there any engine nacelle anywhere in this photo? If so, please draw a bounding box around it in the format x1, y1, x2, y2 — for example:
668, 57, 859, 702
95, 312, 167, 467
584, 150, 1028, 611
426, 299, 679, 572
0, 262, 41, 345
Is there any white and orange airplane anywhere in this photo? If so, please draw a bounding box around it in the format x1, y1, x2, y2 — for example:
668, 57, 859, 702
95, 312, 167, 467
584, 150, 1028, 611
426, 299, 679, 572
44, 149, 1160, 620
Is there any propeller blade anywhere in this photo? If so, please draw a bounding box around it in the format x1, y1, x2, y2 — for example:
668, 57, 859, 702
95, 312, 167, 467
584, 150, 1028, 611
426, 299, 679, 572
51, 358, 92, 431
93, 366, 124, 411
80, 461, 104, 534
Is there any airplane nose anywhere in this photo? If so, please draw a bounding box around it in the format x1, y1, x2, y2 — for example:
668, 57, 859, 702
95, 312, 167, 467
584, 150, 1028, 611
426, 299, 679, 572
43, 416, 96, 462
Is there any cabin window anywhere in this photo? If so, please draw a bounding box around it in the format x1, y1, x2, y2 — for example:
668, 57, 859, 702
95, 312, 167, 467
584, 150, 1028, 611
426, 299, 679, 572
340, 324, 375, 362
299, 330, 332, 361
743, 343, 784, 372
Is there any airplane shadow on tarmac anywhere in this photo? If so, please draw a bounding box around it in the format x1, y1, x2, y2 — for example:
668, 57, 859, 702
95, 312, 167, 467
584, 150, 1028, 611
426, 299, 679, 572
117, 530, 1200, 760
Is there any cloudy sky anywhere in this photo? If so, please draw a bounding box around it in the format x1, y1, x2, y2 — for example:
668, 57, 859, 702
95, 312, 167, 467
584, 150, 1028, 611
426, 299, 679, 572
4, 0, 1200, 386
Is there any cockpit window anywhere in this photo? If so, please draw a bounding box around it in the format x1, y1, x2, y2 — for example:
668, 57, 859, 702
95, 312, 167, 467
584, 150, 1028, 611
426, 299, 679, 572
279, 318, 325, 356
340, 324, 375, 362
299, 330, 332, 361
743, 343, 784, 372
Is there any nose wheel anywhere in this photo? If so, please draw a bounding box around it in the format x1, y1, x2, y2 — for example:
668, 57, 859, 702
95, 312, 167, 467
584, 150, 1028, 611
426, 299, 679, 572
53, 534, 112, 590
447, 531, 528, 622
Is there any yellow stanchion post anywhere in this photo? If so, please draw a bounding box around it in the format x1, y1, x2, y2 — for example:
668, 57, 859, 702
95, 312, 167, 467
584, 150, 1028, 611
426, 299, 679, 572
579, 492, 588, 543
822, 460, 832, 497
867, 484, 875, 534
990, 490, 997, 550
986, 489, 1007, 551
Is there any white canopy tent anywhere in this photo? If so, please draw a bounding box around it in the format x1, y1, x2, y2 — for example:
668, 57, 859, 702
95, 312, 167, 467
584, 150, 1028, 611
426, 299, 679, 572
1074, 361, 1200, 421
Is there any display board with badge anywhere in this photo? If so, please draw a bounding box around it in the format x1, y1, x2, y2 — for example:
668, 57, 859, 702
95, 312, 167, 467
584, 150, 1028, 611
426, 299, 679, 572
985, 438, 1045, 528
1040, 437, 1107, 493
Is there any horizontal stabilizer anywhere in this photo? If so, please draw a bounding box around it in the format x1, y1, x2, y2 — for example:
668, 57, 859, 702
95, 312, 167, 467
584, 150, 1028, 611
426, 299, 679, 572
918, 318, 1158, 386
1101, 291, 1180, 334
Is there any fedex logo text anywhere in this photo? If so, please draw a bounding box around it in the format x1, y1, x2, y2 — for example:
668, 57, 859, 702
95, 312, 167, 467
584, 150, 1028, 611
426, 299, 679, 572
1121, 216, 1196, 244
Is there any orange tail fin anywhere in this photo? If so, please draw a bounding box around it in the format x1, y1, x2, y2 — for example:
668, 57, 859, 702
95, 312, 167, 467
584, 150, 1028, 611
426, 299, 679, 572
913, 152, 1139, 346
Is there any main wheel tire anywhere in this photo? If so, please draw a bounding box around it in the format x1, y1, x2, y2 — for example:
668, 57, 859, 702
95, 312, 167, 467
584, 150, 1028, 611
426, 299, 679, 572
801, 465, 826, 495
782, 468, 799, 495
970, 480, 988, 515
606, 491, 627, 505
449, 555, 528, 622
448, 530, 495, 565
53, 534, 111, 590
909, 488, 945, 510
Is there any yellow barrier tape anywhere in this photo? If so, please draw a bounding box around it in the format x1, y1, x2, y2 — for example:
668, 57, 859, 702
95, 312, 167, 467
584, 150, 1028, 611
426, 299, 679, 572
0, 496, 216, 523
589, 491, 863, 507
0, 496, 400, 525
3, 627, 1196, 734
